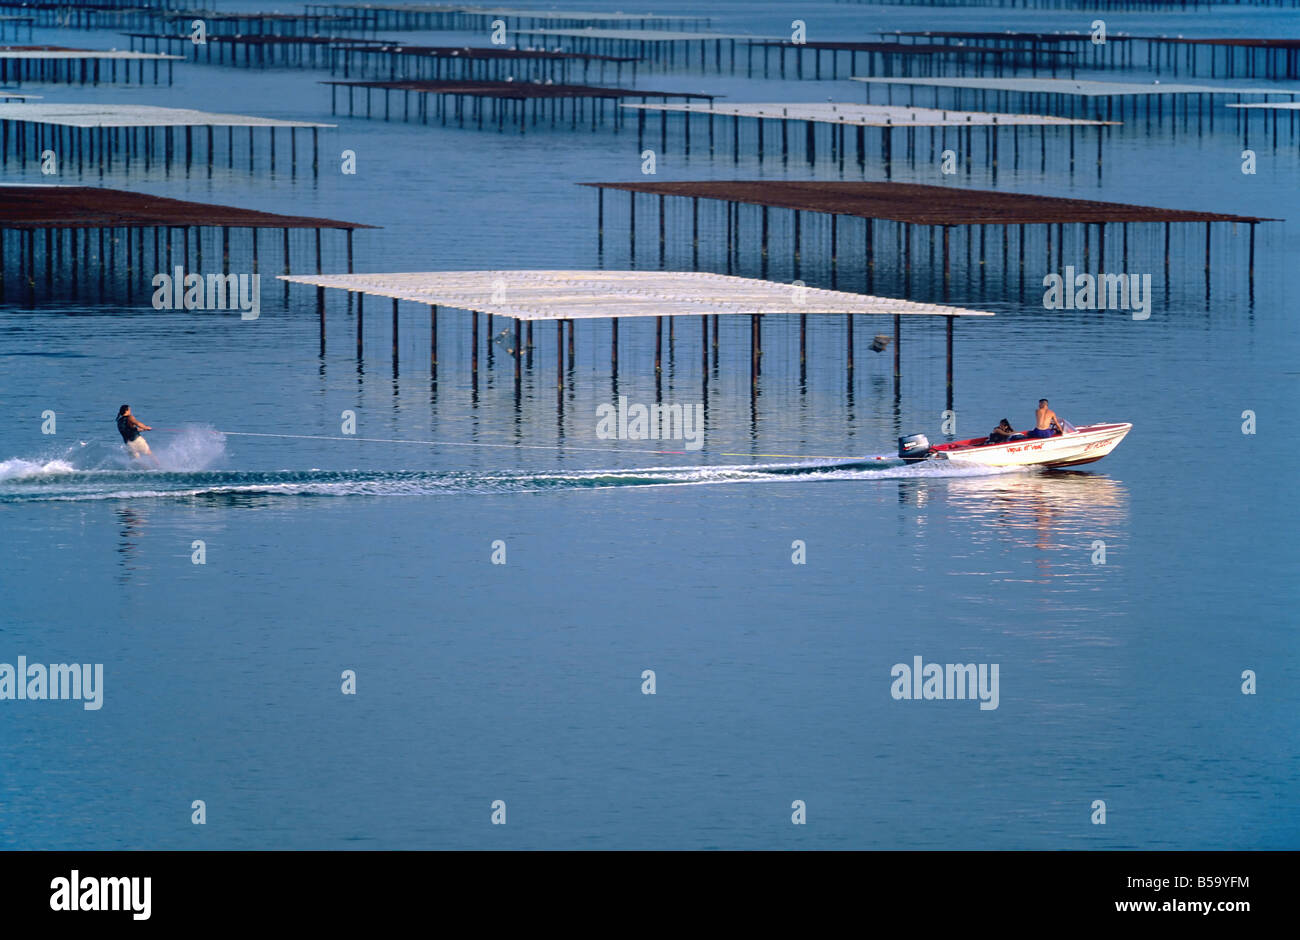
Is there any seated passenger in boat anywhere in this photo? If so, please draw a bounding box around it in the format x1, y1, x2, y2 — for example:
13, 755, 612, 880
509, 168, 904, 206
986, 419, 1019, 444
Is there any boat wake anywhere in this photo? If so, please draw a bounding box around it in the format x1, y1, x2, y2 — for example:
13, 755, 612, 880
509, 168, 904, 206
0, 450, 1026, 503
0, 426, 227, 489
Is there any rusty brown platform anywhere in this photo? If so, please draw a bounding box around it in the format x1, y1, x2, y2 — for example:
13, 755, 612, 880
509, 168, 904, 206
579, 180, 1276, 226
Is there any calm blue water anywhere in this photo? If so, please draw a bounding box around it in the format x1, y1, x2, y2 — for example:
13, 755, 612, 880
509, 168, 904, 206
0, 2, 1297, 849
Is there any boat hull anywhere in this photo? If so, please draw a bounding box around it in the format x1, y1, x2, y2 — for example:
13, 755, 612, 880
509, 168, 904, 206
930, 422, 1132, 468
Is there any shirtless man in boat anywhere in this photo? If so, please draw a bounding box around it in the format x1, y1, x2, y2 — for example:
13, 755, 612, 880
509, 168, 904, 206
116, 404, 157, 463
1028, 399, 1064, 439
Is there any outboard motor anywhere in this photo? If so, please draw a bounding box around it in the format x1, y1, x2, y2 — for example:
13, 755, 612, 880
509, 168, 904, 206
899, 433, 931, 462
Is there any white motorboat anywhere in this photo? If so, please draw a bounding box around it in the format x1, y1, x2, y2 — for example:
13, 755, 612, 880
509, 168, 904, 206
898, 422, 1133, 469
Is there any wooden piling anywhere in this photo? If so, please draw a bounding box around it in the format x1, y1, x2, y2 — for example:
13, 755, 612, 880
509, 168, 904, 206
514, 318, 522, 385
429, 303, 437, 370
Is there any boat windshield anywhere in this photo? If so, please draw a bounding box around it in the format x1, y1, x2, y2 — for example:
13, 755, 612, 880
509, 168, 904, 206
1059, 417, 1078, 434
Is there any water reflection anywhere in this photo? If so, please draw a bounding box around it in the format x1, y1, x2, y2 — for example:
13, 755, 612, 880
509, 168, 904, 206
918, 470, 1131, 595
943, 471, 1128, 557
932, 471, 1134, 651
115, 505, 149, 584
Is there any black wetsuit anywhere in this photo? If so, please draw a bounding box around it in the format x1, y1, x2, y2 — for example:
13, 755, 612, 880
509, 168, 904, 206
117, 415, 139, 443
